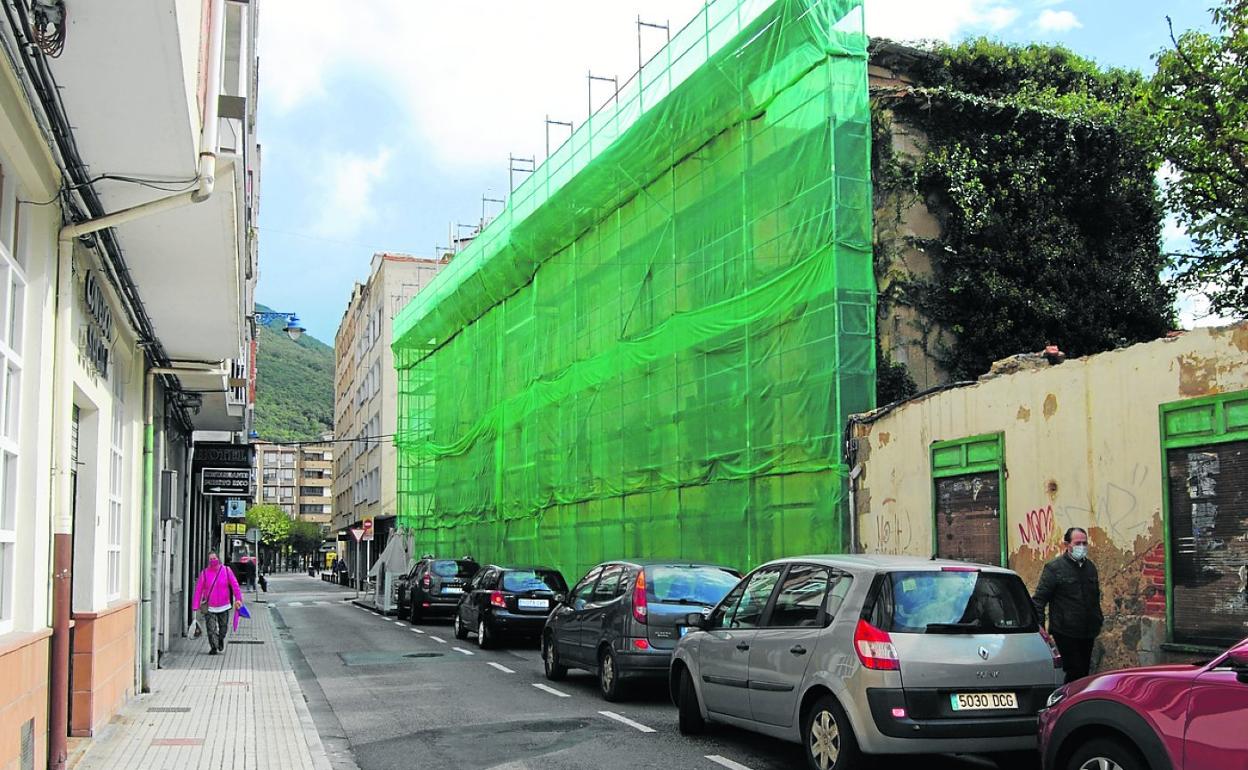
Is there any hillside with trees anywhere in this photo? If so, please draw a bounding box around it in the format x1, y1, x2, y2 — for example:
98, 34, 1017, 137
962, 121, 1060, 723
254, 304, 334, 441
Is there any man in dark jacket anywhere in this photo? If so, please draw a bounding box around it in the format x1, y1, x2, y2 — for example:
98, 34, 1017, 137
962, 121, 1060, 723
1032, 527, 1103, 683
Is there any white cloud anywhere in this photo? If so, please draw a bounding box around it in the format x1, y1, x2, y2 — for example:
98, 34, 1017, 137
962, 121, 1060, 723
865, 1, 1020, 42
312, 147, 393, 239
1035, 9, 1082, 32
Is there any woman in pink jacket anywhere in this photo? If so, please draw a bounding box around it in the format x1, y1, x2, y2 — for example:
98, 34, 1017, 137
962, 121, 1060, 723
192, 552, 243, 655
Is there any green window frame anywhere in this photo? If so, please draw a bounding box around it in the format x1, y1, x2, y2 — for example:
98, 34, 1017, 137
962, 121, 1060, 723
1157, 388, 1248, 644
930, 432, 1007, 566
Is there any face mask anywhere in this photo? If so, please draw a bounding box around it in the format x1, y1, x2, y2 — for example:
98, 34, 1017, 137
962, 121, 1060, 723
1071, 545, 1088, 561
209, 557, 220, 568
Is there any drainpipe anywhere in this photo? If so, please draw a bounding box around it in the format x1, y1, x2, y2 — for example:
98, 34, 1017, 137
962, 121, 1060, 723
48, 0, 227, 760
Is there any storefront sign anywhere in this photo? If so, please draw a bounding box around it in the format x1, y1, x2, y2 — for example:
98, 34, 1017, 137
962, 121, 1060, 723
200, 467, 252, 496
80, 271, 114, 378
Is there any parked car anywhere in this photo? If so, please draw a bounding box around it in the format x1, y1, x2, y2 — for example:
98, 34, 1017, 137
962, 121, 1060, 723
453, 565, 568, 648
394, 555, 431, 617
1038, 636, 1248, 770
670, 555, 1063, 770
542, 560, 741, 701
405, 556, 480, 622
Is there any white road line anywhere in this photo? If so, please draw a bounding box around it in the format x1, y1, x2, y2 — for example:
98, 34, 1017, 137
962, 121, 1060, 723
393, 621, 405, 626
487, 662, 515, 674
532, 683, 571, 698
430, 636, 447, 644
452, 647, 475, 656
706, 756, 753, 770
598, 711, 656, 734
287, 601, 304, 607
411, 628, 425, 634
315, 601, 329, 605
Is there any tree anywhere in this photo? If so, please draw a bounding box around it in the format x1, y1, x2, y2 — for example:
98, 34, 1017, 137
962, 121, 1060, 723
287, 520, 323, 563
1147, 2, 1248, 318
245, 504, 292, 546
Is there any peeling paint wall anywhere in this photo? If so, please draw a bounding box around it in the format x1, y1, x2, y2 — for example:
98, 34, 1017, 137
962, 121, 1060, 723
852, 322, 1248, 670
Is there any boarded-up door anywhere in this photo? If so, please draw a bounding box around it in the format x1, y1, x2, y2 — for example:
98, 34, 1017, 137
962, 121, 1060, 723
1167, 440, 1248, 646
935, 472, 1002, 565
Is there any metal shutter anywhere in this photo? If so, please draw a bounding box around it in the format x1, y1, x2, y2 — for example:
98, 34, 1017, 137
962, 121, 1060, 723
935, 471, 1001, 565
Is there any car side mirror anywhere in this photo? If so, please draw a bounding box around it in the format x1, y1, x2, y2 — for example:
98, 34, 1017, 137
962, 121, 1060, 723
554, 594, 566, 605
1227, 648, 1248, 684
685, 612, 707, 630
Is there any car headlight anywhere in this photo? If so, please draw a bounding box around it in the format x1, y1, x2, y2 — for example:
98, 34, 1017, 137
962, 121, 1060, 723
1044, 686, 1068, 709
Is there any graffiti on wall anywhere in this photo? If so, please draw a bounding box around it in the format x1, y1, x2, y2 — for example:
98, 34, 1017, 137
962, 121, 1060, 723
1018, 504, 1059, 556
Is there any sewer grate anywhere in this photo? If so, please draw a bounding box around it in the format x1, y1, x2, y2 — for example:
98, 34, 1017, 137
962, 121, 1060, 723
338, 651, 447, 666
147, 707, 191, 713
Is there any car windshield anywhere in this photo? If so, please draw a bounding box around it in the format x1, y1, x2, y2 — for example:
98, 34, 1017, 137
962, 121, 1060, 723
431, 560, 476, 578
648, 566, 740, 607
877, 570, 1038, 634
502, 570, 565, 592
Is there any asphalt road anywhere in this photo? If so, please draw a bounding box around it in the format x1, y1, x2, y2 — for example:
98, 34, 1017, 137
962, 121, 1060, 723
265, 573, 1024, 770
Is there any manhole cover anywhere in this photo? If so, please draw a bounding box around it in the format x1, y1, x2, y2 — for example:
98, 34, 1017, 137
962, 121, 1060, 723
338, 651, 450, 666
403, 653, 443, 659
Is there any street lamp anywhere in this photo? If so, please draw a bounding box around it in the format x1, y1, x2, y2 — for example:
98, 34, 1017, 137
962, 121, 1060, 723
253, 310, 305, 342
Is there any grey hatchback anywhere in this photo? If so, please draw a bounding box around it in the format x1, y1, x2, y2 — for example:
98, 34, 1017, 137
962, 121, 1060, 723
542, 560, 740, 701
670, 555, 1063, 770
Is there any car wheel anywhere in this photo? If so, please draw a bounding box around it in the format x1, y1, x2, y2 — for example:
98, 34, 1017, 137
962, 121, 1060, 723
542, 633, 567, 681
453, 613, 469, 641
677, 668, 705, 735
599, 648, 625, 702
802, 695, 861, 770
477, 618, 494, 650
1066, 737, 1145, 770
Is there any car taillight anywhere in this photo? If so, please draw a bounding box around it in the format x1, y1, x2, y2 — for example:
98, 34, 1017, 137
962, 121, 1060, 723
422, 574, 431, 588
490, 591, 507, 609
1038, 628, 1063, 669
854, 618, 900, 671
632, 571, 647, 624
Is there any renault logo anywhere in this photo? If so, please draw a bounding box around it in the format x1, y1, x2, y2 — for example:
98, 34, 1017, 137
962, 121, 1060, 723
978, 646, 990, 661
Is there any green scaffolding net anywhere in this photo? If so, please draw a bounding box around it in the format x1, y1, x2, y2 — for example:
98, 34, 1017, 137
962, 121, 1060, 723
393, 0, 874, 579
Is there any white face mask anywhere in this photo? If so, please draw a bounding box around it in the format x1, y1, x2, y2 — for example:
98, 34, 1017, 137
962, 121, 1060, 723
1071, 544, 1088, 561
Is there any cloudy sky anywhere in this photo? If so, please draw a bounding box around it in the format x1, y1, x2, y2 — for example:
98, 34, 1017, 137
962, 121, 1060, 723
255, 0, 1217, 342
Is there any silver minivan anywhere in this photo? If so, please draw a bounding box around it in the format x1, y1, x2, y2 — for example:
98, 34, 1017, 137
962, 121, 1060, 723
670, 555, 1062, 770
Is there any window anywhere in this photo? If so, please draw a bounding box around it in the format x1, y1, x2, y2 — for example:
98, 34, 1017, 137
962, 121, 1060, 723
869, 570, 1037, 634
279, 486, 293, 500
647, 565, 739, 607
592, 564, 625, 600
264, 451, 278, 465
570, 566, 604, 609
931, 433, 1005, 566
106, 370, 125, 599
0, 163, 23, 631
712, 566, 780, 630
263, 485, 277, 500
502, 570, 566, 593
767, 565, 832, 628
280, 468, 294, 481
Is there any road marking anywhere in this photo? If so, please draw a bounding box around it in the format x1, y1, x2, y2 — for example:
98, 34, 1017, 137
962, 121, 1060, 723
287, 602, 304, 607
706, 756, 754, 770
411, 628, 425, 634
315, 601, 329, 605
430, 636, 447, 644
532, 683, 570, 698
487, 662, 515, 674
452, 647, 475, 656
393, 621, 405, 626
599, 711, 656, 734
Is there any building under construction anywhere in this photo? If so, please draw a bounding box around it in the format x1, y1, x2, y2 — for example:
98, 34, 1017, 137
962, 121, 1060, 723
392, 0, 874, 577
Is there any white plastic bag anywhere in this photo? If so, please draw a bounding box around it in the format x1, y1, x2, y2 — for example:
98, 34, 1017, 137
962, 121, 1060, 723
189, 616, 203, 639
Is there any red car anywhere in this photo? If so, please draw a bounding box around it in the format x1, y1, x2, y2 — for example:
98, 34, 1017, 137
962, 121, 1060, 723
1038, 637, 1248, 770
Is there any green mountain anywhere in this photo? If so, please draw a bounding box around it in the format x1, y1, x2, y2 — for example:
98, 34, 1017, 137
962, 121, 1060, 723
253, 303, 334, 442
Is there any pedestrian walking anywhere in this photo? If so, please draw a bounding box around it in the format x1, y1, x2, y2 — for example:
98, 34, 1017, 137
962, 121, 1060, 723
1032, 527, 1103, 683
192, 552, 243, 655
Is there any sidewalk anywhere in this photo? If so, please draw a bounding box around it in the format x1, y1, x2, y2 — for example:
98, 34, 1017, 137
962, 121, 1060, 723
73, 598, 334, 770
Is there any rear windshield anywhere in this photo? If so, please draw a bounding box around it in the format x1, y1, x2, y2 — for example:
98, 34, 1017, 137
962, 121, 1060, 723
431, 560, 477, 578
502, 570, 566, 593
647, 566, 740, 607
871, 570, 1038, 634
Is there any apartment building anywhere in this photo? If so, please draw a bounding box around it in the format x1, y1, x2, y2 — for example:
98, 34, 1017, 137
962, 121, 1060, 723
333, 253, 445, 568
0, 2, 260, 766
254, 435, 334, 526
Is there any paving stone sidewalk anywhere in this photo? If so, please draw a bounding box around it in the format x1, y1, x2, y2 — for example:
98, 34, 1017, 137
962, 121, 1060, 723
74, 599, 334, 770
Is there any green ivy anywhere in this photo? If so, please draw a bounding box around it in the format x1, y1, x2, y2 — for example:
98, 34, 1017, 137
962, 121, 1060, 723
872, 39, 1176, 382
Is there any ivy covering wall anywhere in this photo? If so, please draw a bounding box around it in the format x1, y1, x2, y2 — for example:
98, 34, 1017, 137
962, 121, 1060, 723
872, 40, 1176, 388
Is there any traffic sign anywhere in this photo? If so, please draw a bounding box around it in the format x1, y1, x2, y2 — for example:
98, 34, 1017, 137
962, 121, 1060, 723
361, 518, 374, 541
200, 467, 251, 496
349, 528, 364, 542
225, 498, 246, 518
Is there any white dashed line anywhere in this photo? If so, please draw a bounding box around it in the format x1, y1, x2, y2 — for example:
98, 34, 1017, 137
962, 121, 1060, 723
486, 662, 515, 674
452, 647, 475, 656
429, 636, 447, 644
531, 683, 571, 698
287, 601, 304, 607
411, 628, 425, 634
393, 621, 405, 626
599, 711, 656, 733
315, 601, 329, 605
706, 756, 754, 770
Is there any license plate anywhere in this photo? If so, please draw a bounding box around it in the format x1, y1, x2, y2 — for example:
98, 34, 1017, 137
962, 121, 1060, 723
518, 598, 549, 609
441, 586, 462, 595
950, 692, 1017, 711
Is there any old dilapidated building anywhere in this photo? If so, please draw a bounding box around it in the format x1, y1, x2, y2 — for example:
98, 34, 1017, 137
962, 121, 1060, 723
849, 322, 1248, 671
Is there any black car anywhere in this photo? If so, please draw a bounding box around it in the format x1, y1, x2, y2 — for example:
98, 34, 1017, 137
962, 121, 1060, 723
453, 565, 568, 648
406, 557, 480, 622
542, 560, 740, 701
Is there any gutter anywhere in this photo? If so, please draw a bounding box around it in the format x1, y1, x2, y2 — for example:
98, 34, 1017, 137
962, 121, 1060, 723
48, 1, 227, 765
